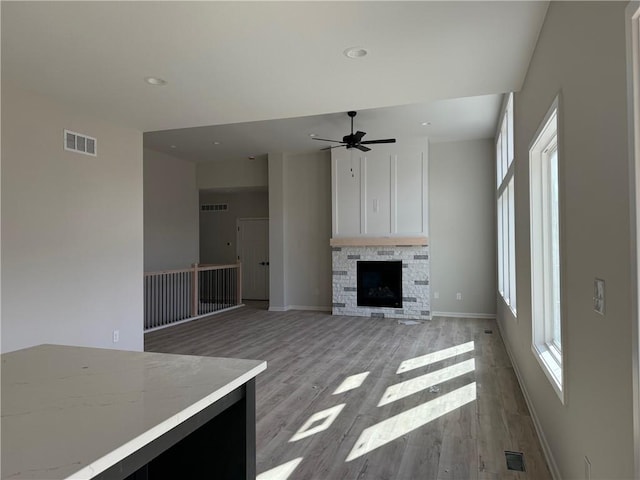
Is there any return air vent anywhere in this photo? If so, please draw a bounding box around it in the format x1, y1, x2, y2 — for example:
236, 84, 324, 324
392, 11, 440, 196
201, 204, 229, 212
505, 451, 526, 472
64, 130, 97, 156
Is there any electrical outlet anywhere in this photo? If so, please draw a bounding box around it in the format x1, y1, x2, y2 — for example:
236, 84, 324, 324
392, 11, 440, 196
112, 330, 120, 343
584, 456, 591, 480
456, 292, 462, 300
434, 292, 440, 299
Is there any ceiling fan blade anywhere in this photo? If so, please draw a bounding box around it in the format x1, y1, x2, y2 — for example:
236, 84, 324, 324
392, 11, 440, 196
312, 137, 344, 143
360, 138, 396, 145
354, 131, 366, 142
321, 145, 346, 151
354, 145, 371, 152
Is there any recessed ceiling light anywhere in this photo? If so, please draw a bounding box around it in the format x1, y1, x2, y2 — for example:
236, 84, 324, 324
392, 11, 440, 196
309, 133, 317, 137
144, 76, 167, 86
421, 122, 432, 126
248, 155, 256, 160
344, 47, 368, 59
170, 145, 177, 149
213, 141, 220, 145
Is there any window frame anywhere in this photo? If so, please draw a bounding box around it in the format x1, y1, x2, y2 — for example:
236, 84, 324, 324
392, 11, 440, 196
496, 93, 517, 316
528, 95, 565, 403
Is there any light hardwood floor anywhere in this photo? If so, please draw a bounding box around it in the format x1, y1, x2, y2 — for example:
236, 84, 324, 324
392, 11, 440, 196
145, 305, 552, 480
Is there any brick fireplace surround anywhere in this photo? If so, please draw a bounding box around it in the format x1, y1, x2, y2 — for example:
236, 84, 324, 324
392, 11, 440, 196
331, 239, 430, 321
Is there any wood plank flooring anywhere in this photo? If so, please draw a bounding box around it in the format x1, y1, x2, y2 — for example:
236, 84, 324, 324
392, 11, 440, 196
145, 305, 552, 480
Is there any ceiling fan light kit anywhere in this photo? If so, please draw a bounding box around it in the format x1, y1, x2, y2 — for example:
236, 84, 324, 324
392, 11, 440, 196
312, 111, 396, 152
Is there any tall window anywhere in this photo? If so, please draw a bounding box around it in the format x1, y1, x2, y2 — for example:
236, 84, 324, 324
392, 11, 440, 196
529, 97, 563, 400
497, 94, 516, 314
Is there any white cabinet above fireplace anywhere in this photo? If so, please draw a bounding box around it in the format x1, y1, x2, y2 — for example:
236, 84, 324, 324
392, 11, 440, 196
331, 137, 429, 238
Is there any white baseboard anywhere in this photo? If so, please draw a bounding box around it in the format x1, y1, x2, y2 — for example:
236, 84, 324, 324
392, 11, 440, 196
268, 306, 287, 312
268, 305, 331, 313
496, 319, 561, 480
288, 305, 332, 312
431, 311, 496, 319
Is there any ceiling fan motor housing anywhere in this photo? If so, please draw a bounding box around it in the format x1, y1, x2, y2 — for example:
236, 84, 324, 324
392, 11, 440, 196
311, 110, 395, 152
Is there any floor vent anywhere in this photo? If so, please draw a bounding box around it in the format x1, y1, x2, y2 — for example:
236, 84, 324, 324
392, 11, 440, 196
64, 129, 97, 156
484, 329, 493, 334
505, 451, 526, 472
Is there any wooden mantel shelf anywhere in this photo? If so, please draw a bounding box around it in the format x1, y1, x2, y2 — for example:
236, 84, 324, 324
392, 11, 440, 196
330, 236, 428, 247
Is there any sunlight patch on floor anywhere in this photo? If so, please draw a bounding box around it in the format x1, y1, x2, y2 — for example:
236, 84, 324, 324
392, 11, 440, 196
396, 341, 475, 374
346, 382, 477, 461
333, 372, 370, 395
256, 457, 304, 480
289, 403, 346, 442
379, 359, 475, 407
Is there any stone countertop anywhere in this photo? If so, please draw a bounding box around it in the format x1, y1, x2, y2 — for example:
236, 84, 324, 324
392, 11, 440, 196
1, 344, 266, 480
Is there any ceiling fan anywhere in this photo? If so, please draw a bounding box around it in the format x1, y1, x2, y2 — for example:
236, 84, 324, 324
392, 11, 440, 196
312, 111, 396, 152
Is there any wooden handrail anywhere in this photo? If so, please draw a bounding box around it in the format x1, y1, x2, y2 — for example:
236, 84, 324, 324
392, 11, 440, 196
145, 263, 240, 276
198, 263, 241, 271
144, 268, 192, 277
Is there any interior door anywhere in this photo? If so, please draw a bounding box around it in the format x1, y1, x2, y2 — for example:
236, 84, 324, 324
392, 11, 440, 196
237, 218, 269, 300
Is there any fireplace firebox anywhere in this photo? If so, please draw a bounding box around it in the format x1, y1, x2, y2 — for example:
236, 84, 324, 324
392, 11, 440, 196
357, 261, 403, 308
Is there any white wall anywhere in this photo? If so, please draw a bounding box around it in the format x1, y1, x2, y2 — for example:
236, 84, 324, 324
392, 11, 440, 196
144, 148, 199, 271
199, 190, 269, 264
499, 3, 634, 479
268, 151, 332, 311
332, 138, 428, 237
197, 155, 268, 190
1, 82, 144, 353
430, 139, 496, 316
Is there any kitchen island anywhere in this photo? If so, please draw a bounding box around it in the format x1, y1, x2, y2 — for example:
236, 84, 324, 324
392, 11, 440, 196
1, 344, 266, 480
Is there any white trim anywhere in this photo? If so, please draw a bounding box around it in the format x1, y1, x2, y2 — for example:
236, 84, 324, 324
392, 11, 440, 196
422, 148, 429, 236
431, 311, 496, 319
531, 343, 564, 404
360, 155, 367, 234
143, 305, 245, 333
529, 94, 565, 405
390, 155, 397, 234
627, 3, 640, 478
270, 305, 331, 312
496, 319, 561, 480
332, 154, 339, 235
287, 305, 331, 312
268, 306, 287, 312
496, 93, 517, 315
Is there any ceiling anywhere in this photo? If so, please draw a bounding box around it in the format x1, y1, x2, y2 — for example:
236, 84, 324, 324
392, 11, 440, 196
2, 1, 549, 162
145, 94, 503, 162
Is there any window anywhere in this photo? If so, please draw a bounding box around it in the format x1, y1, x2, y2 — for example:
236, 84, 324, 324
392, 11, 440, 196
529, 97, 563, 401
497, 94, 516, 314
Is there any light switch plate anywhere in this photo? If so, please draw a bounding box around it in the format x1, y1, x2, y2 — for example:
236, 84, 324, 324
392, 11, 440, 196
593, 278, 605, 315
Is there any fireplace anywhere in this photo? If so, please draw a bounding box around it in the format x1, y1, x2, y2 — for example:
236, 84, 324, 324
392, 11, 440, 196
357, 261, 403, 308
331, 244, 430, 320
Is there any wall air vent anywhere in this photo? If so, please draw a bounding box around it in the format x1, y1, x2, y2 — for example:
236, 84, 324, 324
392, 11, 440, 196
64, 130, 97, 156
201, 204, 229, 212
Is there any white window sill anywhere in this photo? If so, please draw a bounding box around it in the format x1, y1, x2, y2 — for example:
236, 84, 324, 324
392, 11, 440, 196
498, 293, 518, 319
532, 343, 565, 404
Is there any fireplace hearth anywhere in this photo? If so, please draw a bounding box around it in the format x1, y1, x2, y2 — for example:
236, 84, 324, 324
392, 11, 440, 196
357, 261, 403, 308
